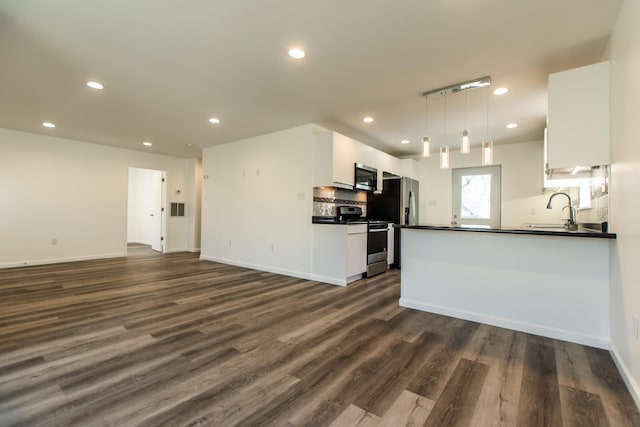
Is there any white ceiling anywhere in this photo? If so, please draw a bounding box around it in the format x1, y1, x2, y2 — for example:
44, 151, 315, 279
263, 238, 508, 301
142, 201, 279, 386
0, 0, 623, 158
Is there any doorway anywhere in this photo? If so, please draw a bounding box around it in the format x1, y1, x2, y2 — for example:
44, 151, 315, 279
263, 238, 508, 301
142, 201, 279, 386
127, 167, 166, 253
452, 165, 501, 228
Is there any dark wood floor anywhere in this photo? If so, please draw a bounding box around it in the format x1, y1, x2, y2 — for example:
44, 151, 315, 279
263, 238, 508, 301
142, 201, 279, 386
0, 252, 638, 427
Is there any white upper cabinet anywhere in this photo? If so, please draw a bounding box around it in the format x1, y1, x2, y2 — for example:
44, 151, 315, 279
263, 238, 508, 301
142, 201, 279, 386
547, 61, 610, 169
375, 151, 401, 190
313, 130, 404, 190
400, 158, 419, 180
313, 131, 356, 188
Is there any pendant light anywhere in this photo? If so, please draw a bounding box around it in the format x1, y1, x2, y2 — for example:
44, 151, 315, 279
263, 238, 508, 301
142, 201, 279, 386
482, 85, 494, 165
460, 91, 471, 154
422, 96, 431, 158
422, 76, 491, 163
440, 92, 450, 169
440, 146, 450, 169
482, 140, 493, 165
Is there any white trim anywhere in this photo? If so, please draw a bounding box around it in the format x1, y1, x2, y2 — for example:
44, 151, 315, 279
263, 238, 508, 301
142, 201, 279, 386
199, 255, 345, 286
609, 342, 640, 410
0, 253, 126, 269
162, 247, 201, 254
399, 298, 608, 349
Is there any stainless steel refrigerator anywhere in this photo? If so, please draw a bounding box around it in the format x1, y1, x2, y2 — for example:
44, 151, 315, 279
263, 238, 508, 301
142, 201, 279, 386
367, 176, 419, 267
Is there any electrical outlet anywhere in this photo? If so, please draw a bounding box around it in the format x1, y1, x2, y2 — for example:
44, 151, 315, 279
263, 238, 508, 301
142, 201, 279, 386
634, 314, 639, 340
51, 238, 58, 245
530, 208, 536, 215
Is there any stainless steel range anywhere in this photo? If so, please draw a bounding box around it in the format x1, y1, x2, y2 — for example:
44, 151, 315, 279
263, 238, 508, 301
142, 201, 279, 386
335, 206, 389, 278
366, 220, 388, 277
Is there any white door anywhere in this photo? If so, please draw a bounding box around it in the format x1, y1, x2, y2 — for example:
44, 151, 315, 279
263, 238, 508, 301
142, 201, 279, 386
452, 166, 501, 228
127, 167, 166, 253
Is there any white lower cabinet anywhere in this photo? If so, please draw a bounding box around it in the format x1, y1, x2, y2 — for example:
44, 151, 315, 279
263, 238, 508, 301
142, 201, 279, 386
311, 223, 367, 286
346, 224, 367, 278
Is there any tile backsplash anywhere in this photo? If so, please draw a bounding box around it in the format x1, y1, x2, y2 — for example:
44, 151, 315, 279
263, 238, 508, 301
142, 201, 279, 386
313, 187, 367, 217
576, 165, 609, 224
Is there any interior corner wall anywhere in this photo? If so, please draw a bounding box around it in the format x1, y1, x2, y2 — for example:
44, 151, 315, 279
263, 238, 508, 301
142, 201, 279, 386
0, 127, 199, 267
417, 140, 560, 227
608, 0, 640, 406
185, 158, 202, 252
200, 125, 314, 279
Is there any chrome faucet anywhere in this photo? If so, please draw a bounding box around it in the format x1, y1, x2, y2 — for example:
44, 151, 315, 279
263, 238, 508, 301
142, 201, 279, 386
546, 192, 578, 231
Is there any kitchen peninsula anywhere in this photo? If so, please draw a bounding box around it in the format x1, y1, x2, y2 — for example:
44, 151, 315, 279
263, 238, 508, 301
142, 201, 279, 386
398, 225, 615, 349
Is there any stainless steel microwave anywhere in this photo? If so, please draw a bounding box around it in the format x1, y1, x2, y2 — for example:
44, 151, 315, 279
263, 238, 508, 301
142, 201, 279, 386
354, 163, 378, 191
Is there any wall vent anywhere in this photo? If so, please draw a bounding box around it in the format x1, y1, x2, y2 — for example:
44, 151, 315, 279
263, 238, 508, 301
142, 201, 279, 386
170, 202, 185, 217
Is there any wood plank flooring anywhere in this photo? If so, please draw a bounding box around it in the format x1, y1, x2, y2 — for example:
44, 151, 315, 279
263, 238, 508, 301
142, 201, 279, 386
0, 252, 638, 426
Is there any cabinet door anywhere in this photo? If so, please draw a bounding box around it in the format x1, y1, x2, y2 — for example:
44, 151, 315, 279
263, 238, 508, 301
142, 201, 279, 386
346, 225, 367, 277
333, 133, 359, 187
547, 61, 610, 169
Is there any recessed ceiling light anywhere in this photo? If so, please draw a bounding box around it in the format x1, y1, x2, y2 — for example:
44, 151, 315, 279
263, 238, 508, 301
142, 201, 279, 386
288, 48, 305, 59
42, 122, 55, 128
362, 117, 374, 123
493, 87, 509, 95
86, 81, 104, 90
401, 139, 410, 144
208, 117, 220, 124
506, 123, 518, 129
142, 141, 152, 147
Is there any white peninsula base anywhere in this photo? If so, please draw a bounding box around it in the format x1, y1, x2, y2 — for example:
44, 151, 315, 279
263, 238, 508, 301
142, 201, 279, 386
399, 227, 612, 349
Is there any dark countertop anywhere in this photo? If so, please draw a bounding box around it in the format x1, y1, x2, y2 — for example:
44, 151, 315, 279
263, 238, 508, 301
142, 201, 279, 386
312, 217, 368, 225
397, 224, 616, 239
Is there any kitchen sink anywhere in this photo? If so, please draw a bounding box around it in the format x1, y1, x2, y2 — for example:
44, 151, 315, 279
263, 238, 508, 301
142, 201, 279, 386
524, 223, 569, 231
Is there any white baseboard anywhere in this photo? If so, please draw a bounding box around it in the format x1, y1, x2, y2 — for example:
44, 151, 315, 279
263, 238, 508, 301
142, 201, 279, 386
609, 342, 640, 410
164, 248, 186, 253
0, 252, 126, 269
199, 255, 344, 286
399, 298, 609, 349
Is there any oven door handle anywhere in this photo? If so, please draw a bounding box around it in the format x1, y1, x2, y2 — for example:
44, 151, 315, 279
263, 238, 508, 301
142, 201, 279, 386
368, 228, 389, 233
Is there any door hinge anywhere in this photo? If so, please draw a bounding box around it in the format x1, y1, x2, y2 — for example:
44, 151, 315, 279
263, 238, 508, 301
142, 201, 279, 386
160, 237, 164, 241
161, 207, 165, 212
162, 178, 165, 182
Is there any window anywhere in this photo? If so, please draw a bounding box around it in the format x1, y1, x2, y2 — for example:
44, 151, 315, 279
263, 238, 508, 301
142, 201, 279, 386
452, 166, 501, 228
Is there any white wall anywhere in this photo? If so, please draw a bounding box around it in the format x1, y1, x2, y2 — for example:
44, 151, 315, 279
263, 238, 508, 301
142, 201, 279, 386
400, 229, 611, 349
608, 0, 640, 406
200, 125, 315, 279
0, 128, 200, 267
417, 140, 563, 227
185, 158, 202, 252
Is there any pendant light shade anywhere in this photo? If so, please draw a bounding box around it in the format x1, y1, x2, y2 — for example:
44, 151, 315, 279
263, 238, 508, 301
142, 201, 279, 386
440, 146, 450, 169
481, 85, 493, 165
460, 129, 470, 154
422, 136, 431, 158
482, 140, 494, 165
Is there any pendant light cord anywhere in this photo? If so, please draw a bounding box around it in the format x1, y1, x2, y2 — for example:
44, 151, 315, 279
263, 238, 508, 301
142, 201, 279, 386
485, 85, 489, 139
425, 96, 428, 135
444, 92, 447, 140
